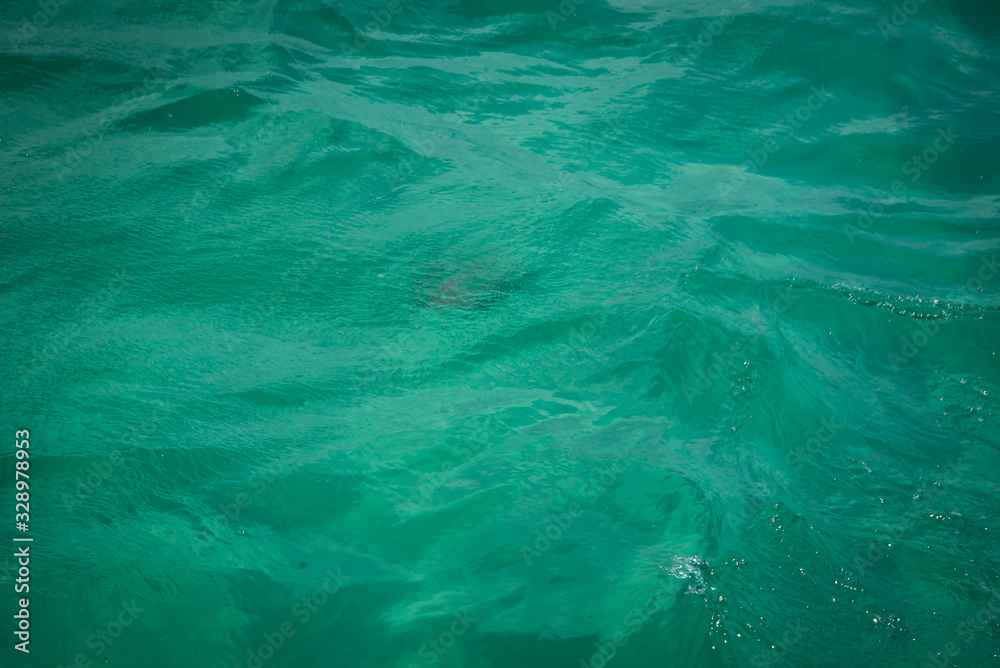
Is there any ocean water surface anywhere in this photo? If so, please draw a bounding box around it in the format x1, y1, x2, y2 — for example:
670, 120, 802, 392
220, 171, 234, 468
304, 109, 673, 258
2, 0, 999, 666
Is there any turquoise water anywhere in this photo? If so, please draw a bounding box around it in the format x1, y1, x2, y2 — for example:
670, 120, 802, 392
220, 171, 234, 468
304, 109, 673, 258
2, 0, 1000, 666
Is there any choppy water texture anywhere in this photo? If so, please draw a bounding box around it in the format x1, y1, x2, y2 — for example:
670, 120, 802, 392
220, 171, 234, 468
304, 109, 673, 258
2, 0, 1000, 666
